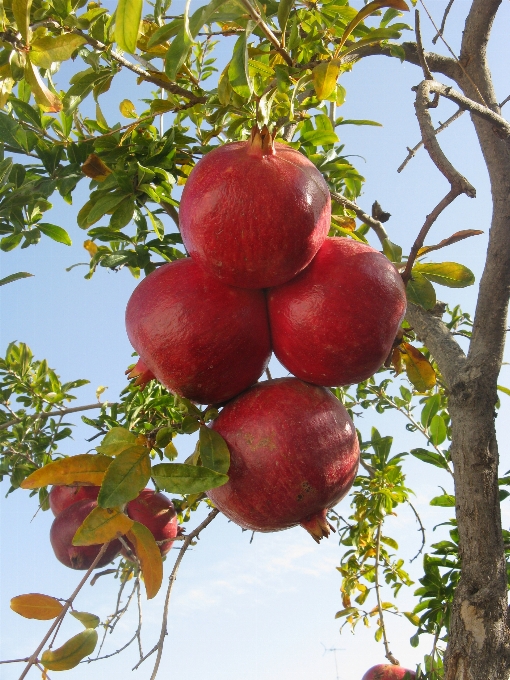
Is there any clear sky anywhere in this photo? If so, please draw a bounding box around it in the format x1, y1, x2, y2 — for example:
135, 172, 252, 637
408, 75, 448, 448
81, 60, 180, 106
1, 2, 510, 679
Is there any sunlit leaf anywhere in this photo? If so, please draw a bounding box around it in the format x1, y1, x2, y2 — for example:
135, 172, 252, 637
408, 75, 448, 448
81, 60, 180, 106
30, 35, 87, 69
20, 454, 112, 489
152, 462, 228, 494
127, 522, 163, 599
401, 343, 436, 392
417, 229, 484, 256
217, 63, 232, 106
312, 59, 341, 100
37, 223, 72, 246
10, 593, 64, 620
335, 607, 358, 618
430, 493, 455, 507
410, 448, 450, 470
228, 27, 253, 99
429, 414, 447, 446
81, 154, 112, 181
24, 62, 62, 112
278, 0, 295, 35
72, 506, 133, 545
119, 99, 137, 118
336, 0, 409, 52
497, 385, 510, 398
41, 629, 98, 671
406, 272, 436, 310
199, 425, 230, 474
115, 0, 144, 53
391, 347, 403, 374
70, 611, 100, 629
96, 427, 137, 457
413, 262, 475, 288
97, 445, 151, 508
382, 238, 402, 263
83, 239, 98, 257
12, 0, 32, 41
0, 272, 33, 286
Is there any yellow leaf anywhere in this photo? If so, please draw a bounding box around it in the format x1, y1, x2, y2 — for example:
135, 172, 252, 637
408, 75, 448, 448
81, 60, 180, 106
96, 385, 108, 400
83, 239, 98, 257
331, 215, 356, 231
312, 59, 341, 100
402, 343, 436, 392
417, 229, 484, 257
391, 347, 403, 375
127, 522, 163, 599
21, 454, 112, 489
72, 506, 133, 546
41, 629, 98, 671
30, 34, 87, 69
70, 611, 100, 629
81, 154, 112, 181
119, 99, 137, 118
24, 61, 62, 112
10, 593, 64, 620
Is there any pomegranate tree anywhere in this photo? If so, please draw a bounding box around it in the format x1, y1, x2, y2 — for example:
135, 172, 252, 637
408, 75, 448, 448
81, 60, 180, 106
268, 238, 406, 386
125, 257, 271, 404
50, 500, 121, 570
123, 488, 178, 557
179, 126, 331, 289
49, 485, 100, 517
361, 664, 416, 679
207, 378, 359, 542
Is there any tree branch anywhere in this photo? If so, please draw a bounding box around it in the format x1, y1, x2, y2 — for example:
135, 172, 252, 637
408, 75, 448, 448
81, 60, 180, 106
432, 0, 456, 44
415, 10, 433, 81
330, 192, 388, 245
374, 524, 399, 666
0, 402, 108, 431
236, 0, 293, 66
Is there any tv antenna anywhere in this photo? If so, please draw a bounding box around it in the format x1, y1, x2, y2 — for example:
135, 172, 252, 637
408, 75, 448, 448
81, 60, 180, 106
321, 643, 345, 680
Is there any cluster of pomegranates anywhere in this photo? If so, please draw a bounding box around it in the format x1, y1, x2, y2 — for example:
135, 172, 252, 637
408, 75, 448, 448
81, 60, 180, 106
49, 485, 179, 570
125, 125, 407, 543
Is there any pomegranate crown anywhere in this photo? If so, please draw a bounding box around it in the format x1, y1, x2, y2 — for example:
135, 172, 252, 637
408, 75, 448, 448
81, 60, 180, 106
248, 124, 275, 156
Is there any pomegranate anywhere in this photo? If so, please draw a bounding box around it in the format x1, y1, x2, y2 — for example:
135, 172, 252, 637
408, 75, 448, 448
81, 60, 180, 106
362, 665, 416, 679
122, 488, 178, 558
125, 258, 271, 404
126, 357, 155, 388
179, 126, 331, 289
49, 485, 100, 517
207, 378, 359, 542
50, 500, 121, 570
267, 238, 406, 386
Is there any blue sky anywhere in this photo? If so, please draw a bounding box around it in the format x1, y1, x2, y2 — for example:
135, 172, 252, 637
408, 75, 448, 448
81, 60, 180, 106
1, 2, 510, 679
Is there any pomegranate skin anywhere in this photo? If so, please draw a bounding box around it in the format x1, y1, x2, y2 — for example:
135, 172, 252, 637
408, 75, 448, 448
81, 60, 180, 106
208, 378, 359, 538
124, 488, 178, 557
125, 258, 271, 405
179, 137, 331, 289
268, 238, 407, 386
362, 665, 416, 680
50, 500, 122, 570
49, 485, 100, 517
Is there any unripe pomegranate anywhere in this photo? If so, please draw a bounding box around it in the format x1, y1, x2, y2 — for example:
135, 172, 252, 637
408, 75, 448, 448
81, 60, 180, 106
123, 488, 178, 557
362, 664, 416, 679
207, 378, 359, 542
125, 258, 271, 405
268, 238, 406, 386
50, 499, 122, 570
49, 485, 100, 517
179, 126, 331, 289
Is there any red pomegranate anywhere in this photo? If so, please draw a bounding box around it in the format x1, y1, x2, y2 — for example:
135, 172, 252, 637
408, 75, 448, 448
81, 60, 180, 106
126, 357, 155, 389
207, 378, 359, 542
125, 258, 271, 405
267, 238, 406, 386
50, 500, 122, 570
123, 488, 178, 557
362, 665, 416, 679
49, 485, 100, 517
179, 126, 331, 289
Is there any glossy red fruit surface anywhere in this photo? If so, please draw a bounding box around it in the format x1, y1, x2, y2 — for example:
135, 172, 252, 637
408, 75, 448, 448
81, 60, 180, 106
179, 127, 331, 289
49, 485, 100, 517
125, 258, 271, 405
50, 500, 121, 570
362, 664, 416, 679
208, 378, 359, 541
268, 238, 406, 386
124, 488, 178, 557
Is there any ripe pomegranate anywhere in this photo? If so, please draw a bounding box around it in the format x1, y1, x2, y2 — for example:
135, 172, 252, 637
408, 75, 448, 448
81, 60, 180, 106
49, 485, 100, 517
362, 665, 416, 679
207, 378, 359, 542
267, 238, 406, 386
179, 125, 331, 289
123, 488, 178, 558
125, 258, 271, 405
50, 500, 122, 570
126, 357, 155, 388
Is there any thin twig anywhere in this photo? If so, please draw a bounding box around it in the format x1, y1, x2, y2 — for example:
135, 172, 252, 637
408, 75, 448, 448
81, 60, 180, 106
0, 402, 109, 431
136, 580, 144, 661
0, 658, 30, 665
407, 500, 426, 562
160, 202, 180, 230
415, 10, 433, 81
18, 543, 111, 680
374, 524, 399, 666
330, 192, 388, 245
133, 509, 219, 675
236, 0, 293, 66
499, 95, 510, 109
432, 0, 455, 44
398, 108, 464, 173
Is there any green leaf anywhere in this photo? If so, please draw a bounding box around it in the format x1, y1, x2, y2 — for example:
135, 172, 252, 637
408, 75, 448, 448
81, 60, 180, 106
37, 223, 72, 246
429, 414, 447, 446
403, 611, 420, 626
41, 629, 98, 670
12, 0, 33, 41
430, 493, 455, 507
217, 63, 232, 105
147, 208, 164, 240
97, 445, 151, 508
0, 272, 33, 286
115, 0, 143, 53
420, 393, 441, 429
96, 427, 137, 457
380, 535, 398, 550
413, 262, 475, 288
86, 193, 126, 227
335, 607, 357, 618
497, 385, 510, 397
71, 611, 100, 629
336, 119, 382, 126
406, 272, 436, 310
278, 0, 295, 34
410, 448, 450, 470
120, 99, 137, 119
152, 462, 228, 494
382, 238, 402, 263
30, 35, 87, 69
199, 425, 230, 474
228, 27, 253, 99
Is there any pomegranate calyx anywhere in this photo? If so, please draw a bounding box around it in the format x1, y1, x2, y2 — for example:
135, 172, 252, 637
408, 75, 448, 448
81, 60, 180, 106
126, 358, 155, 388
248, 124, 275, 157
300, 509, 335, 543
